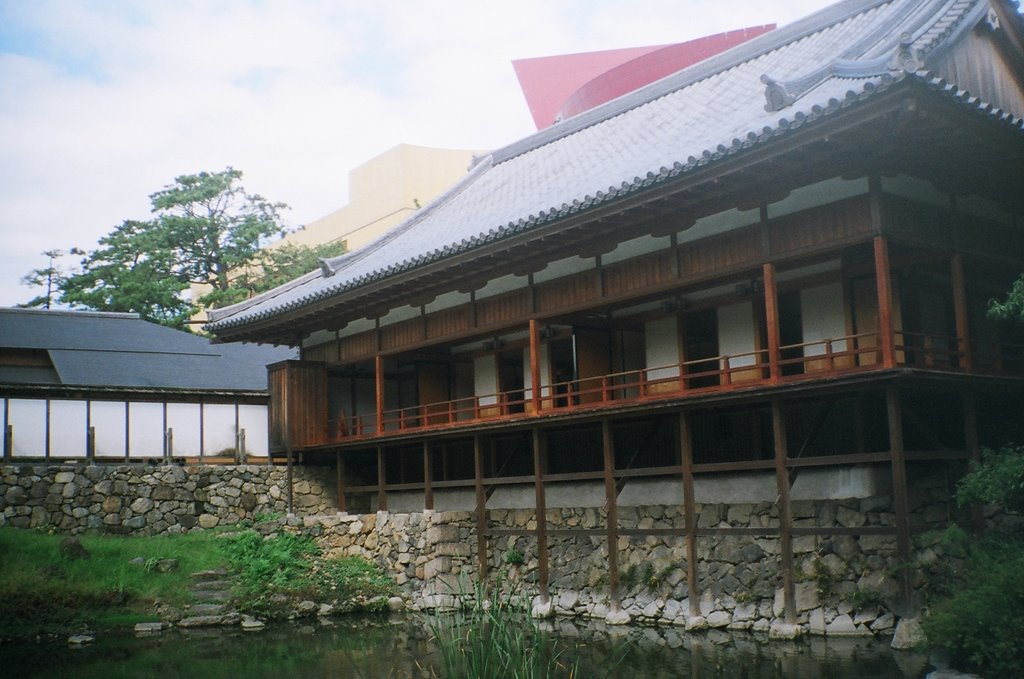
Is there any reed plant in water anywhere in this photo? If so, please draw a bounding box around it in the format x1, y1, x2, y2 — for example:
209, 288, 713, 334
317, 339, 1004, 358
426, 578, 578, 679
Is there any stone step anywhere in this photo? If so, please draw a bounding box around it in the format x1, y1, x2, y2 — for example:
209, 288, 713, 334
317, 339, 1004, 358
192, 568, 230, 582
192, 579, 232, 591
191, 588, 232, 602
177, 612, 240, 628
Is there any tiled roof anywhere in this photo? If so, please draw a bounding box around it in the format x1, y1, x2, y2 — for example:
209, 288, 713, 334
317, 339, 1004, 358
206, 0, 1024, 335
0, 308, 294, 392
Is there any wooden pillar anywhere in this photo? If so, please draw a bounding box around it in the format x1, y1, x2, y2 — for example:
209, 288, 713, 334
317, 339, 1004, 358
951, 253, 972, 371
771, 398, 796, 622
423, 441, 434, 511
44, 398, 51, 460
286, 446, 294, 515
529, 318, 542, 414
602, 420, 621, 611
375, 355, 385, 434
377, 445, 388, 512
886, 386, 913, 612
874, 236, 896, 369
532, 428, 550, 603
678, 411, 700, 617
473, 435, 488, 582
336, 451, 347, 514
763, 262, 781, 382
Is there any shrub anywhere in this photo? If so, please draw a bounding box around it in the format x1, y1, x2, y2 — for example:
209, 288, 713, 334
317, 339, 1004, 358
955, 444, 1024, 513
922, 532, 1024, 677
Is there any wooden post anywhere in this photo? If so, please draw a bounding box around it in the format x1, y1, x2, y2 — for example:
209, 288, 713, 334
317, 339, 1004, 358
375, 355, 385, 434
336, 451, 347, 514
763, 262, 781, 383
951, 253, 972, 371
529, 318, 542, 414
602, 419, 621, 611
165, 428, 173, 461
44, 399, 51, 459
532, 428, 549, 604
87, 426, 96, 461
772, 398, 796, 622
886, 386, 912, 612
286, 446, 295, 515
473, 435, 488, 583
678, 411, 700, 617
125, 400, 131, 462
4, 424, 12, 461
377, 445, 387, 512
423, 441, 434, 511
874, 236, 896, 369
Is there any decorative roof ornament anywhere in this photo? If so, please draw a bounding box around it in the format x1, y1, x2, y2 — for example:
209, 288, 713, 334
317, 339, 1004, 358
761, 74, 796, 112
318, 258, 336, 278
985, 4, 1000, 31
889, 32, 923, 72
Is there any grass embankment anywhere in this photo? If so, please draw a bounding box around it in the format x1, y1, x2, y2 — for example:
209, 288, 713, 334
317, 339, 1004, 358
0, 525, 395, 641
0, 528, 224, 638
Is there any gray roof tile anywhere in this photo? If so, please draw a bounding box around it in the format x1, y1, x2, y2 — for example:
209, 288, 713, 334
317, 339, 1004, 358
206, 0, 1022, 335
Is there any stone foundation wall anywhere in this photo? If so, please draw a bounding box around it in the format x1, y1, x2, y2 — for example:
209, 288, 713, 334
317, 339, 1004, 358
0, 463, 337, 534
307, 490, 957, 637
0, 462, 960, 637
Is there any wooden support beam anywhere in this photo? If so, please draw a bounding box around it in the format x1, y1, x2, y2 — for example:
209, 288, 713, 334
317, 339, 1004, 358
602, 419, 621, 611
772, 398, 797, 623
375, 355, 384, 434
886, 386, 912, 613
377, 445, 388, 512
473, 435, 488, 583
532, 428, 550, 604
423, 441, 434, 511
874, 236, 897, 369
286, 446, 294, 515
678, 411, 700, 617
336, 450, 347, 514
951, 253, 972, 371
763, 262, 781, 383
529, 318, 542, 415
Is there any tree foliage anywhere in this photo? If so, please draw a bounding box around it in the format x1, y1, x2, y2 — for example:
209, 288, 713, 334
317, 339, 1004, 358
19, 248, 83, 310
987, 273, 1024, 324
20, 168, 345, 330
956, 444, 1024, 513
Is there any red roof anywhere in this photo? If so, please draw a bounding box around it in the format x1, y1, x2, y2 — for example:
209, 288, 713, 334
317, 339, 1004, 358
513, 26, 776, 130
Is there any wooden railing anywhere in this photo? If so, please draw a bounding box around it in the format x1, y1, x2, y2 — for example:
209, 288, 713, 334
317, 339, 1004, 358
321, 329, 1023, 443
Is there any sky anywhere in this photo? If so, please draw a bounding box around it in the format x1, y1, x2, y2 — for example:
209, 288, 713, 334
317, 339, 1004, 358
0, 0, 836, 307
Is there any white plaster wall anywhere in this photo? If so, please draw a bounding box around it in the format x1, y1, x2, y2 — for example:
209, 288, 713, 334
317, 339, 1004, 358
801, 282, 848, 355
91, 401, 126, 457
128, 402, 164, 458
718, 301, 757, 367
645, 316, 680, 381
8, 398, 45, 456
49, 400, 87, 458
203, 403, 236, 455
166, 403, 202, 457
474, 355, 498, 406
238, 405, 268, 457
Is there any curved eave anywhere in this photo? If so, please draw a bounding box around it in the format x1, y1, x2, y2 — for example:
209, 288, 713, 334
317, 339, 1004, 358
208, 74, 1024, 346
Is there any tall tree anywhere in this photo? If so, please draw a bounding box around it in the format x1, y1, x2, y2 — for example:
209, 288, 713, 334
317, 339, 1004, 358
19, 248, 82, 309
20, 168, 327, 330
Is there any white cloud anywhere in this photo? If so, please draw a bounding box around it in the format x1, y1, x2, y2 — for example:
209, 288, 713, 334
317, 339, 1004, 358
0, 0, 834, 306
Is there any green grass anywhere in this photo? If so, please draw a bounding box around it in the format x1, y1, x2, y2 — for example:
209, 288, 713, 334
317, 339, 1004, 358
0, 525, 396, 640
0, 527, 226, 638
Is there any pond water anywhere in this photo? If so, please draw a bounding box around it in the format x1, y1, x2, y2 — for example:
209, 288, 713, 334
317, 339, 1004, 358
2, 615, 934, 679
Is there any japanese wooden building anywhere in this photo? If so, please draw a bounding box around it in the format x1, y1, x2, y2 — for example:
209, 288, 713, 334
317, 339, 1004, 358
208, 0, 1024, 619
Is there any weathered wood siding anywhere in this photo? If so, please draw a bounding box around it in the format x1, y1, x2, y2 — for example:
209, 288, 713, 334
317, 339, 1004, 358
268, 361, 327, 451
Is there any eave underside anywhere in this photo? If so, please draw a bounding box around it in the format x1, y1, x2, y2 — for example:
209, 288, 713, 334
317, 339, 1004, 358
217, 84, 1024, 347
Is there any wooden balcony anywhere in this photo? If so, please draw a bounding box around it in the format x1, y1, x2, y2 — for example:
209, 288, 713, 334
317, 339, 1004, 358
317, 330, 1022, 446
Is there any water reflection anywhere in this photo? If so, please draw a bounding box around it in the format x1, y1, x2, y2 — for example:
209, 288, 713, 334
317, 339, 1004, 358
2, 615, 929, 679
